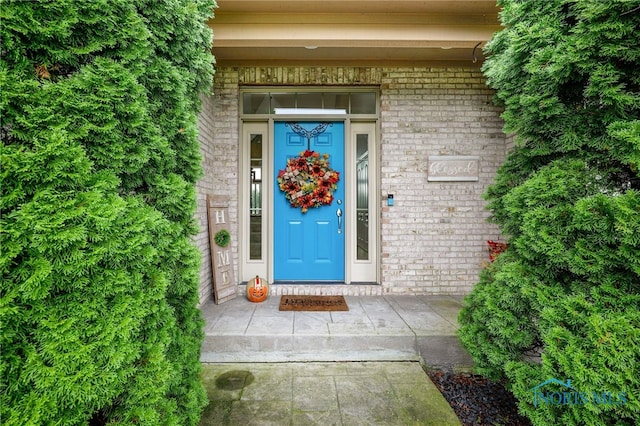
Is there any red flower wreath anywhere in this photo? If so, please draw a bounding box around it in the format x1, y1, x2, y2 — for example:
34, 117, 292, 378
277, 150, 340, 213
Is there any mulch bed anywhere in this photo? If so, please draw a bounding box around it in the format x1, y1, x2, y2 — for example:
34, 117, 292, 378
426, 370, 532, 426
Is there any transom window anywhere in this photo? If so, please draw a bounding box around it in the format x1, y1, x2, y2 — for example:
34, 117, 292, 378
242, 91, 377, 115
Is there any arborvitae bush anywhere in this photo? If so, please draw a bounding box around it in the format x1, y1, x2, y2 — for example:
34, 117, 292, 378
458, 1, 640, 425
1, 1, 215, 424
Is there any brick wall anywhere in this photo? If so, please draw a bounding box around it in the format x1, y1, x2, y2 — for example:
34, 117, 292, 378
194, 72, 240, 305
195, 95, 214, 304
195, 66, 506, 303
379, 69, 505, 294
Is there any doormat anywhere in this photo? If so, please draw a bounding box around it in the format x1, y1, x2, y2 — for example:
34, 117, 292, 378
279, 295, 349, 312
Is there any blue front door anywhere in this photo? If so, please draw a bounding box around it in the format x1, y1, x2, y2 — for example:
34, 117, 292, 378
274, 121, 345, 281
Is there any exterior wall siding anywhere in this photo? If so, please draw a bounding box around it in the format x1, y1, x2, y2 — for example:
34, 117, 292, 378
195, 94, 216, 304
379, 69, 505, 295
195, 75, 240, 304
195, 66, 506, 304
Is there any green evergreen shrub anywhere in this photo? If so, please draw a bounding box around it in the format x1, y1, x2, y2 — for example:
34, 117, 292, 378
1, 0, 215, 424
458, 1, 640, 425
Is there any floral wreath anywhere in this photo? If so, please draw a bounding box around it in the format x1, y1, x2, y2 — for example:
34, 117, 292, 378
277, 150, 340, 213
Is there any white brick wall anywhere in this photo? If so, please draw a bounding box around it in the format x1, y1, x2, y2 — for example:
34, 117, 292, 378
195, 94, 215, 304
379, 68, 505, 295
195, 66, 506, 303
195, 71, 240, 305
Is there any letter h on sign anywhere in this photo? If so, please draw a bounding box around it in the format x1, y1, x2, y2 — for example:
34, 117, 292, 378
215, 209, 226, 224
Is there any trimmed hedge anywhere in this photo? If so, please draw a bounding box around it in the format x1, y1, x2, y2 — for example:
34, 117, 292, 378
1, 1, 215, 424
459, 1, 640, 425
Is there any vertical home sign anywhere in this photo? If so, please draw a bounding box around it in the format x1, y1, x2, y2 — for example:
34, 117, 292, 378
207, 195, 237, 304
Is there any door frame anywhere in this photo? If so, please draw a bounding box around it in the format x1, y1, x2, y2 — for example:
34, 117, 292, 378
238, 89, 379, 285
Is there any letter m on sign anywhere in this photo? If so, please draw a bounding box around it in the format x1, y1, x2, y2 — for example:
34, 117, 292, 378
217, 250, 231, 267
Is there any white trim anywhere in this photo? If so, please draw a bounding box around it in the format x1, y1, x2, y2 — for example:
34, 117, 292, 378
239, 122, 269, 281
274, 108, 347, 115
267, 119, 275, 283
348, 122, 379, 283
239, 91, 380, 284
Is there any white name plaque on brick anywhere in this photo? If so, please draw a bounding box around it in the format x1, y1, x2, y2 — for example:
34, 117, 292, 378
428, 156, 479, 182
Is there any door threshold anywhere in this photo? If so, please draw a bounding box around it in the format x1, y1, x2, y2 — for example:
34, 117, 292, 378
239, 282, 383, 296
271, 281, 380, 286
273, 281, 346, 285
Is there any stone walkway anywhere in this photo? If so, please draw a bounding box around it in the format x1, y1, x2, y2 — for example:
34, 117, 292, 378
199, 294, 472, 425
199, 361, 461, 425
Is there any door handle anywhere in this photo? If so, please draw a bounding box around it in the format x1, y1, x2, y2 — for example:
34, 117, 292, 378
336, 208, 343, 234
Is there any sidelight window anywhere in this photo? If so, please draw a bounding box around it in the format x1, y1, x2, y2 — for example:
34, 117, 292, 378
356, 134, 370, 260
249, 134, 263, 260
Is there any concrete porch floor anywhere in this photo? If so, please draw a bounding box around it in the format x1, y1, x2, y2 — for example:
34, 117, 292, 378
200, 294, 473, 367
199, 294, 472, 425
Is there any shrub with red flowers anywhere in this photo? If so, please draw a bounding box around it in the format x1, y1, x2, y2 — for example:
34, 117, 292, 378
277, 150, 340, 213
487, 240, 508, 262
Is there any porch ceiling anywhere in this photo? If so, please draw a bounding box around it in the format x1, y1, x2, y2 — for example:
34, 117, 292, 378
209, 0, 501, 66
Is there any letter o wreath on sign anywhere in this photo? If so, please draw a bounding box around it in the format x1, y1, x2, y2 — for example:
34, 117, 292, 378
277, 150, 340, 213
214, 229, 231, 247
